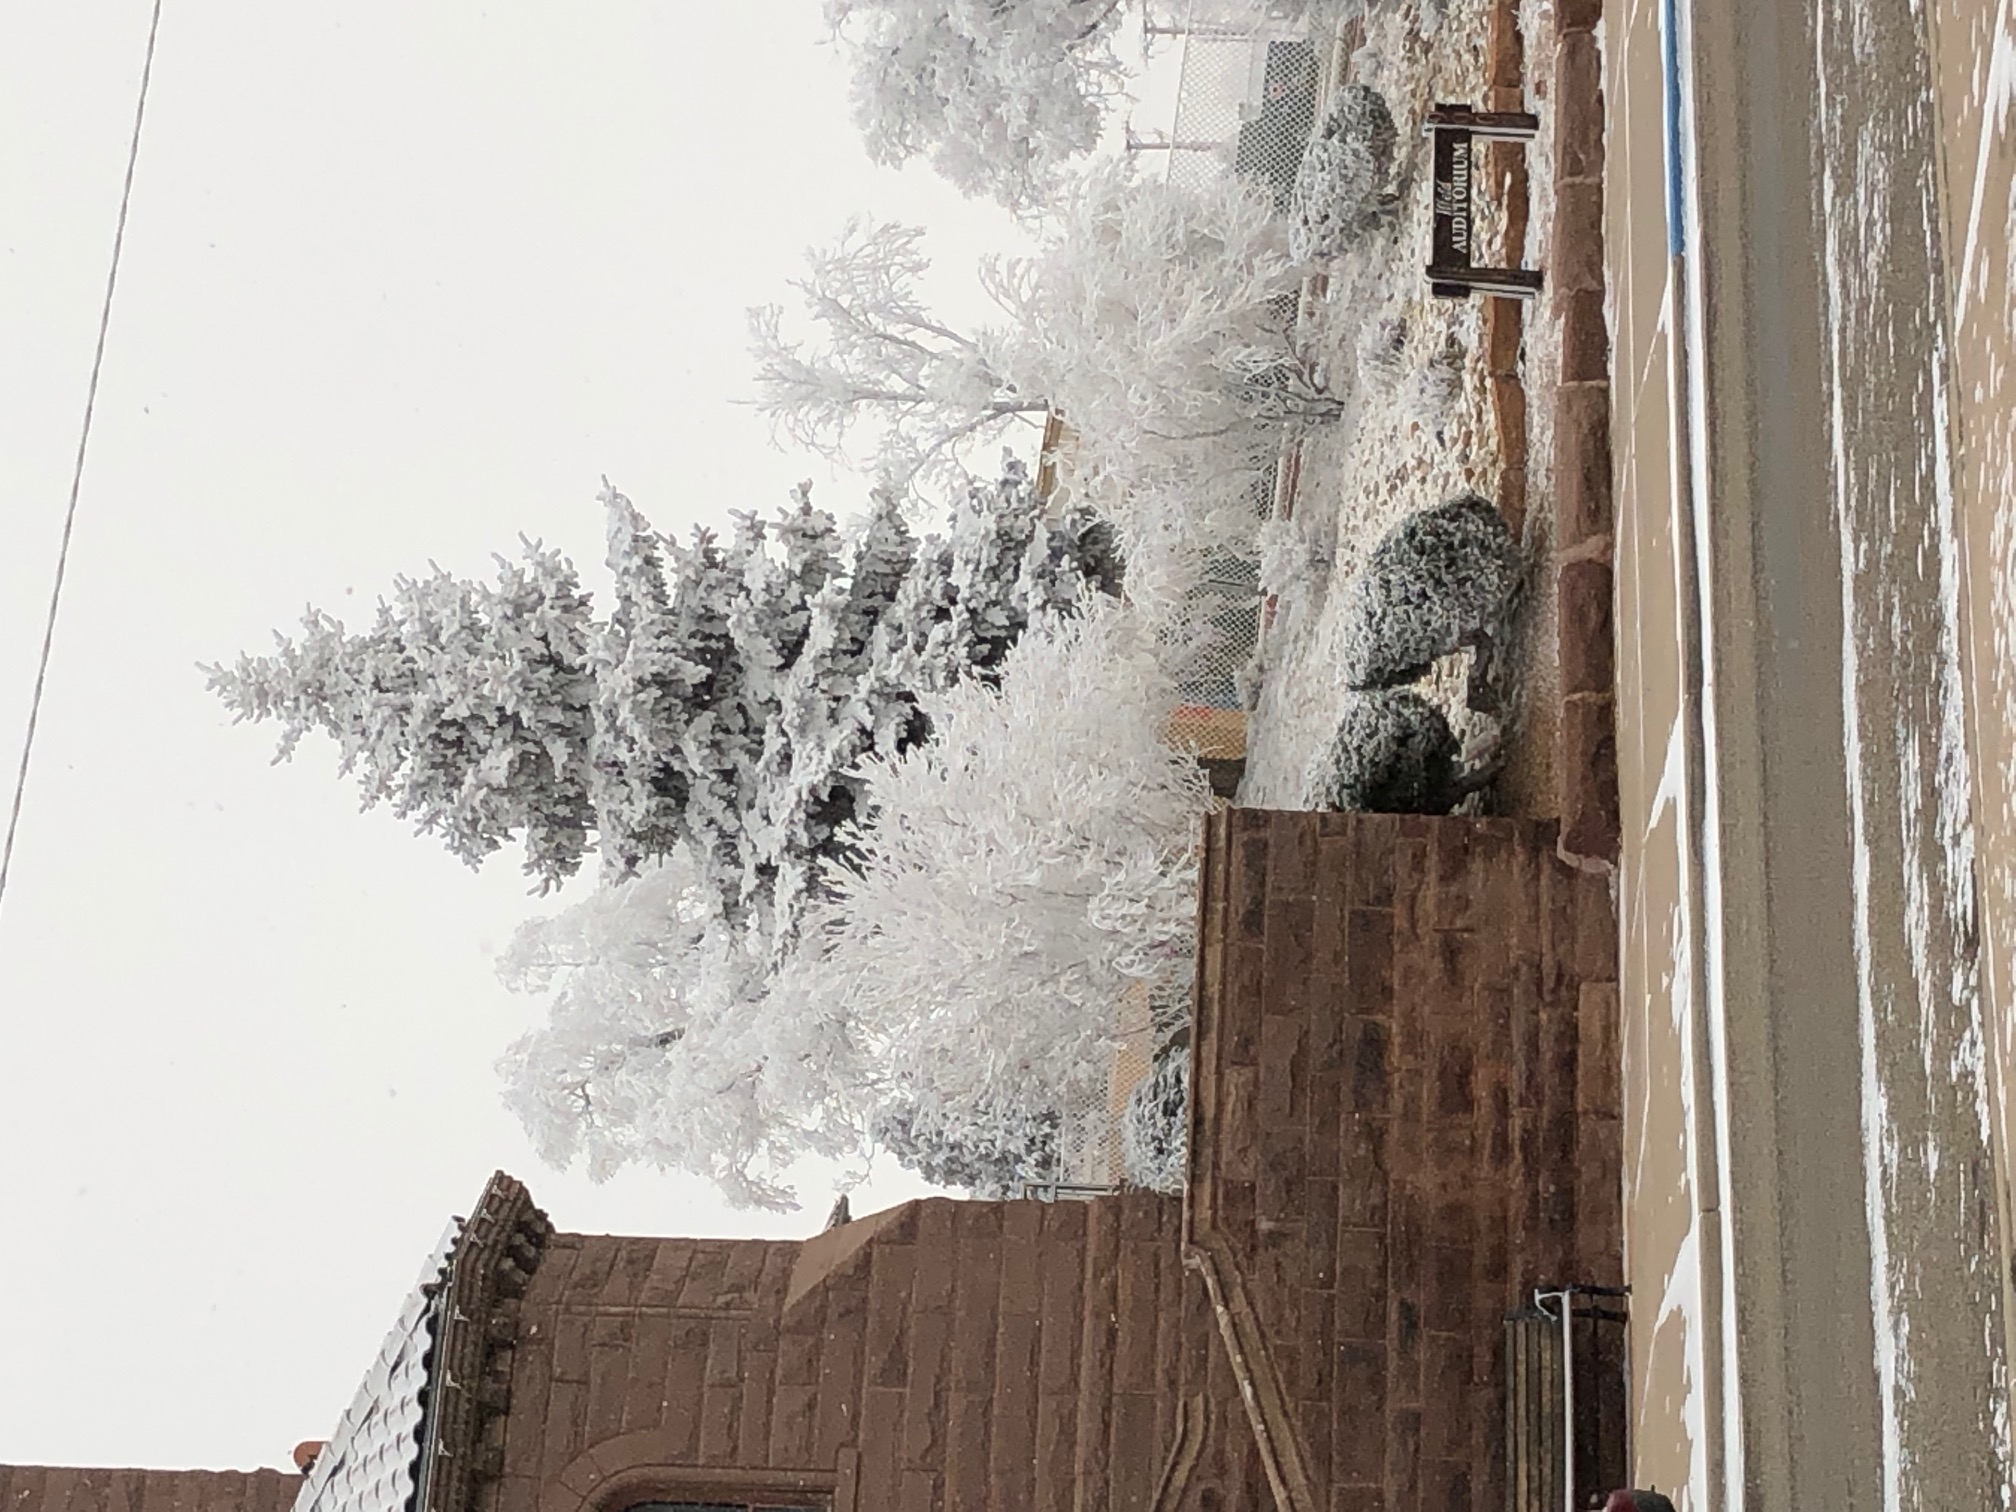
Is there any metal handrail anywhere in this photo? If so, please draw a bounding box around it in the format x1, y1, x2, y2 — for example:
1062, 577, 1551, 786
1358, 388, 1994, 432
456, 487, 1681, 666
1529, 1285, 1631, 1512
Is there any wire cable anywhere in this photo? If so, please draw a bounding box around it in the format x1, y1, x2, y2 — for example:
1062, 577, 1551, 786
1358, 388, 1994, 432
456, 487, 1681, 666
0, 0, 167, 920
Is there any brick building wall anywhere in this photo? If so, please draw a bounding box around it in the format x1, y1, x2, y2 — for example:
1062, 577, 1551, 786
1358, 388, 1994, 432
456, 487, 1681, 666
0, 1467, 302, 1512
482, 1194, 1247, 1512
1187, 809, 1624, 1512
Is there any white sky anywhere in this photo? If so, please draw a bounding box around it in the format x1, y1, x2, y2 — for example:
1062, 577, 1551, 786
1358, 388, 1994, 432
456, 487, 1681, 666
0, 2, 1174, 1474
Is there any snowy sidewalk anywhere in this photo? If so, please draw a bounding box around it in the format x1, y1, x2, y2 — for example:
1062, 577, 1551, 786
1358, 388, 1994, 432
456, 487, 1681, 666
1926, 0, 2016, 1401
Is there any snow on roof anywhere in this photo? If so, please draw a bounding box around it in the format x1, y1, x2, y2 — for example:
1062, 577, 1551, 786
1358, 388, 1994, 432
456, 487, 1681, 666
289, 1224, 458, 1512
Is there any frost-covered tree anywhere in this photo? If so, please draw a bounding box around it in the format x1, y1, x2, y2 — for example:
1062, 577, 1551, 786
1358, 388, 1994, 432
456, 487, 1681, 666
825, 0, 1131, 212
206, 542, 597, 891
748, 220, 1049, 490
1336, 491, 1524, 690
1303, 688, 1501, 814
500, 592, 1182, 1210
1287, 84, 1399, 261
748, 489, 920, 941
496, 852, 867, 1211
751, 164, 1338, 559
751, 458, 1119, 945
780, 599, 1213, 1120
592, 487, 727, 880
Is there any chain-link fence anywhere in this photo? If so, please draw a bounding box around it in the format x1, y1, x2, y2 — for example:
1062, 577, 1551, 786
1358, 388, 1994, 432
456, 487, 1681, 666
1130, 2, 1352, 785
1017, 977, 1186, 1199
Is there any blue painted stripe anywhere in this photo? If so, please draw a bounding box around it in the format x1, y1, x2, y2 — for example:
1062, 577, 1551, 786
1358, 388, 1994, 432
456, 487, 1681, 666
1661, 0, 1687, 256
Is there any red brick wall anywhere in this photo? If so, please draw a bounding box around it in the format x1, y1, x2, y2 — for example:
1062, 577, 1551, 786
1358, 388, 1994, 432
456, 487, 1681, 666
1187, 809, 1623, 1512
490, 1195, 1231, 1512
0, 1466, 301, 1512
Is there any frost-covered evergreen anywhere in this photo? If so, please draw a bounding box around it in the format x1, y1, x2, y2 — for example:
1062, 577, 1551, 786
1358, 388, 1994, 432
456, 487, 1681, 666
499, 596, 1188, 1210
213, 468, 1100, 922
752, 490, 920, 941
205, 543, 598, 891
1336, 492, 1524, 690
1288, 85, 1400, 262
1304, 689, 1500, 814
592, 488, 725, 881
925, 457, 1118, 680
1122, 1042, 1190, 1194
870, 1097, 1061, 1196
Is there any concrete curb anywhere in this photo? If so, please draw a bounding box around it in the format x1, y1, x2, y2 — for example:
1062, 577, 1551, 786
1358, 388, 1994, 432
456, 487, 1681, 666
1546, 0, 1621, 874
1481, 0, 1619, 872
1484, 2, 1532, 539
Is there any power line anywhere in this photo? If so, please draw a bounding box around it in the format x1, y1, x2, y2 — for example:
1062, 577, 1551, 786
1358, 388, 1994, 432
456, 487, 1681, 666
0, 0, 167, 921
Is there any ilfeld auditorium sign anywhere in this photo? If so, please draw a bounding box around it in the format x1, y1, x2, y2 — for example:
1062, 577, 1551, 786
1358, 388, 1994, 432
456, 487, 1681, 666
1424, 103, 1546, 299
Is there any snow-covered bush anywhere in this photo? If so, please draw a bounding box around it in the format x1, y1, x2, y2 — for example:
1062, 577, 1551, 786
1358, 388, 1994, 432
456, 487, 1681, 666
1356, 313, 1412, 393
1288, 85, 1400, 262
1336, 491, 1524, 690
1400, 333, 1466, 441
1257, 514, 1332, 603
782, 598, 1214, 1121
1303, 688, 1498, 814
826, 0, 1129, 213
1351, 315, 1465, 438
1122, 1043, 1189, 1194
871, 1096, 1060, 1196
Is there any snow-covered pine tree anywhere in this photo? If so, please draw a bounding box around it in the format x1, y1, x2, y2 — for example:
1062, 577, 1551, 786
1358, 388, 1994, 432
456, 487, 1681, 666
742, 489, 868, 940
206, 542, 597, 891
922, 459, 1044, 681
870, 1096, 1061, 1197
732, 493, 845, 927
214, 466, 1108, 929
756, 463, 1120, 948
592, 486, 717, 880
498, 505, 1144, 1208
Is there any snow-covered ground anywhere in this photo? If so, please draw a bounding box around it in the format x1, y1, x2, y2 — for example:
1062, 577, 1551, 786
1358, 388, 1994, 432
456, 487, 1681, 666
1241, 0, 1565, 818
